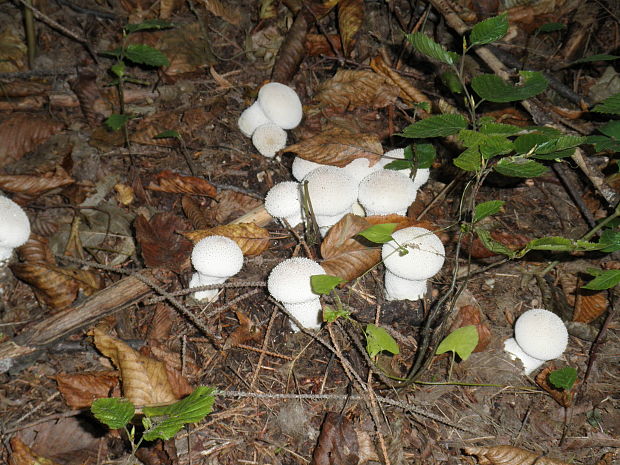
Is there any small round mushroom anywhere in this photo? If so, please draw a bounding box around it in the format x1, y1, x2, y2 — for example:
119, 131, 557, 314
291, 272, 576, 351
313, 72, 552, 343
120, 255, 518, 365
341, 157, 382, 184
238, 103, 271, 137
0, 197, 31, 262
378, 148, 430, 190
264, 181, 303, 227
304, 166, 357, 236
358, 169, 417, 216
252, 123, 287, 158
291, 156, 323, 181
256, 82, 303, 130
267, 257, 326, 331
381, 227, 445, 301
190, 235, 244, 302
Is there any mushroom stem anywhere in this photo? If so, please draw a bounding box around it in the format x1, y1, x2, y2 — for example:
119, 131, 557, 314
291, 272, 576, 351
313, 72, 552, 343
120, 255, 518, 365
384, 271, 427, 301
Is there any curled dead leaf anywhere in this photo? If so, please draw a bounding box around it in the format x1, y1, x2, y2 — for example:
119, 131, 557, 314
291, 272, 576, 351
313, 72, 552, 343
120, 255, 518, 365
182, 195, 211, 229
147, 170, 217, 197
0, 166, 74, 205
271, 10, 312, 83
573, 287, 608, 323
370, 55, 432, 107
338, 0, 364, 56
210, 189, 263, 225
11, 262, 79, 311
305, 33, 342, 56
464, 446, 571, 465
201, 0, 241, 25
285, 127, 383, 167
9, 436, 61, 465
70, 67, 103, 126
55, 371, 119, 409
224, 311, 263, 349
0, 113, 65, 166
54, 267, 105, 296
114, 183, 135, 206
135, 213, 193, 273
182, 223, 270, 256
17, 234, 55, 264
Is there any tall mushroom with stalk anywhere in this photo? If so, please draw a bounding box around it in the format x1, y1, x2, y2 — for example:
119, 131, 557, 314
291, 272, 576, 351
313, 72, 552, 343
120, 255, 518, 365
0, 197, 30, 263
264, 181, 303, 227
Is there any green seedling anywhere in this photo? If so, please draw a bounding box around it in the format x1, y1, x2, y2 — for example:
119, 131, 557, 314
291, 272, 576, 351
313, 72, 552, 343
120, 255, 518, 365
365, 324, 399, 359
436, 325, 478, 381
310, 274, 350, 323
548, 366, 578, 391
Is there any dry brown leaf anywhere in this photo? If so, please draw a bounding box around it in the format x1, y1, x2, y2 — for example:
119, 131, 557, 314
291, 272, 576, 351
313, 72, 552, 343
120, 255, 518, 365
156, 23, 217, 77
9, 436, 61, 465
134, 213, 193, 273
464, 230, 530, 259
224, 311, 263, 349
0, 25, 27, 73
450, 305, 492, 353
305, 33, 342, 56
0, 81, 48, 98
211, 190, 263, 224
338, 0, 364, 56
271, 10, 312, 83
114, 183, 135, 206
0, 114, 65, 166
17, 234, 55, 264
70, 68, 103, 127
53, 268, 105, 296
573, 288, 608, 323
0, 166, 75, 205
182, 223, 270, 256
159, 0, 182, 18
91, 328, 178, 406
320, 214, 381, 282
535, 365, 574, 407
463, 446, 570, 465
370, 55, 432, 106
141, 344, 193, 399
55, 371, 119, 409
182, 195, 210, 229
146, 303, 175, 342
147, 170, 217, 197
201, 0, 241, 25
11, 262, 79, 311
595, 452, 618, 465
314, 69, 400, 111
285, 127, 383, 167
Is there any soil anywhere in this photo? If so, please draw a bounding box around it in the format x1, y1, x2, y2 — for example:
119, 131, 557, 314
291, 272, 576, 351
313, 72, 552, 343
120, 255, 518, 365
0, 0, 618, 464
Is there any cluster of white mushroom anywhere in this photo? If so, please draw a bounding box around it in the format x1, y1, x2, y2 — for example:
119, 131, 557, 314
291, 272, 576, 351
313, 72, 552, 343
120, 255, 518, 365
237, 82, 303, 158
504, 308, 569, 375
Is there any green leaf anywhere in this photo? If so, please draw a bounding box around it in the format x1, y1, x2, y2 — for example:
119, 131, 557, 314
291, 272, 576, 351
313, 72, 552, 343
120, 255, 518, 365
536, 22, 566, 33
401, 114, 468, 138
414, 101, 431, 112
469, 13, 508, 46
357, 223, 397, 244
323, 306, 351, 323
592, 93, 620, 115
406, 32, 458, 65
494, 157, 548, 178
599, 120, 620, 139
535, 135, 585, 155
110, 62, 125, 78
474, 200, 505, 223
415, 143, 436, 168
571, 54, 619, 65
525, 236, 600, 252
458, 130, 514, 158
453, 147, 482, 171
435, 325, 478, 361
155, 130, 181, 139
475, 228, 516, 258
440, 71, 464, 93
548, 366, 578, 390
125, 19, 174, 33
123, 44, 170, 67
480, 122, 522, 136
142, 386, 215, 441
91, 398, 135, 430
105, 114, 131, 131
582, 269, 620, 290
598, 229, 620, 252
311, 274, 345, 295
514, 133, 550, 154
383, 160, 412, 170
471, 71, 548, 103
365, 324, 399, 358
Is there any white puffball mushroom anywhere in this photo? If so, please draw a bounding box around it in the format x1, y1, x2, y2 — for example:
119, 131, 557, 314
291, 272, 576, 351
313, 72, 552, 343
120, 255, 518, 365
342, 157, 382, 184
0, 197, 31, 262
190, 235, 244, 302
238, 103, 271, 137
304, 166, 357, 236
514, 309, 569, 361
267, 257, 326, 331
252, 123, 287, 158
291, 156, 323, 181
358, 170, 417, 216
381, 227, 445, 301
265, 181, 303, 227
377, 148, 430, 190
257, 82, 303, 130
503, 337, 546, 375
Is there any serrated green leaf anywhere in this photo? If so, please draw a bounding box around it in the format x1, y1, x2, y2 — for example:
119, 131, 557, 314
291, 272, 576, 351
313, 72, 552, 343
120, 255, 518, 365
403, 145, 414, 160
592, 93, 620, 114
155, 130, 181, 139
453, 147, 482, 171
384, 160, 412, 171
415, 143, 436, 168
472, 71, 548, 103
514, 133, 551, 154
125, 19, 174, 33
474, 200, 505, 223
599, 229, 620, 252
469, 13, 508, 46
435, 325, 478, 361
571, 54, 619, 65
458, 130, 513, 160
440, 70, 464, 93
91, 398, 135, 430
142, 386, 215, 441
111, 62, 125, 78
599, 120, 620, 139
105, 114, 131, 131
525, 236, 600, 252
124, 44, 170, 67
311, 274, 345, 294
535, 135, 585, 155
323, 306, 351, 323
494, 157, 548, 178
582, 269, 620, 290
548, 366, 578, 390
414, 101, 431, 112
365, 324, 399, 358
401, 114, 468, 138
536, 22, 566, 33
475, 228, 516, 258
406, 32, 458, 65
480, 122, 522, 136
357, 223, 397, 244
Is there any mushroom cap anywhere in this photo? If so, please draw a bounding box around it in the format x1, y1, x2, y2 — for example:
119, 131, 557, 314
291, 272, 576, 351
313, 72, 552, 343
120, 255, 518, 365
503, 337, 546, 375
514, 309, 568, 360
292, 156, 323, 181
377, 148, 406, 168
0, 197, 30, 259
342, 158, 382, 184
238, 102, 270, 137
191, 235, 244, 278
264, 181, 302, 226
267, 257, 325, 304
252, 123, 287, 158
304, 166, 357, 216
358, 170, 417, 216
257, 82, 303, 130
382, 227, 445, 280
